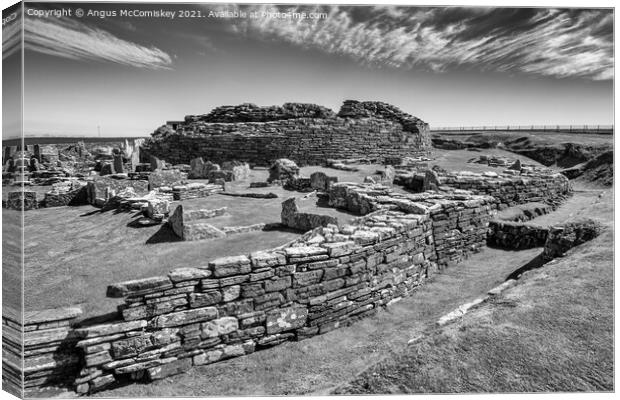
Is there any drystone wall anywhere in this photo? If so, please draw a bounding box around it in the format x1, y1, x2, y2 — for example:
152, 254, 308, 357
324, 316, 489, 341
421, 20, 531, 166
143, 101, 431, 167
2, 307, 23, 396
326, 183, 497, 267
3, 306, 84, 395
10, 184, 493, 395
487, 221, 549, 250
542, 219, 602, 261
437, 171, 571, 209
73, 209, 437, 394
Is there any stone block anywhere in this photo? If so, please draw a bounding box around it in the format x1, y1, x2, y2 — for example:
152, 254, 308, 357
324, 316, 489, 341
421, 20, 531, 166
76, 320, 147, 339
209, 255, 252, 277
152, 307, 219, 328
6, 191, 38, 211
148, 169, 187, 190
222, 285, 241, 302
250, 251, 287, 269
168, 268, 212, 283
107, 276, 172, 298
266, 306, 308, 335
111, 335, 154, 359
147, 358, 192, 381
201, 317, 239, 338
193, 349, 223, 366
264, 276, 292, 292
168, 205, 227, 241
89, 374, 116, 392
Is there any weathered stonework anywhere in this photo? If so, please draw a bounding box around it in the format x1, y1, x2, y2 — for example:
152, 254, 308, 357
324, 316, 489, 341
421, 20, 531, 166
143, 101, 431, 167
86, 177, 149, 208
281, 197, 339, 231
168, 205, 227, 241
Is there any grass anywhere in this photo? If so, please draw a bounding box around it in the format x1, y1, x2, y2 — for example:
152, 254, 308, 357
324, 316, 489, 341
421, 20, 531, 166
2, 206, 22, 314
5, 145, 612, 397
13, 166, 406, 319
433, 130, 614, 147
336, 186, 613, 394
80, 182, 610, 397
95, 245, 542, 398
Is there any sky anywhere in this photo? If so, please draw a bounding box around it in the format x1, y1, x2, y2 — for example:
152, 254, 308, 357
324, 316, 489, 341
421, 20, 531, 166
1, 2, 615, 138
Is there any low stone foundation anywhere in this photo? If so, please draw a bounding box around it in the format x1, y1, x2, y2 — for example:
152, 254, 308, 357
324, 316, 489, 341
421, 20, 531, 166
44, 182, 88, 207
281, 197, 338, 231
543, 219, 602, 261
8, 174, 588, 395
398, 169, 571, 210
172, 182, 223, 201
326, 182, 497, 267
487, 221, 549, 250
2, 307, 84, 394
5, 191, 38, 211
437, 170, 571, 209
168, 205, 228, 241
86, 177, 149, 207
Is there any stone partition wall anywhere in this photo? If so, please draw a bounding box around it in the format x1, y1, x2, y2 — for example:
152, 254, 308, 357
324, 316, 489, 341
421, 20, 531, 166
27, 186, 491, 395
437, 171, 571, 209
72, 210, 436, 393
143, 101, 431, 166
326, 183, 497, 267
487, 221, 549, 250
3, 307, 23, 396
542, 219, 602, 261
2, 306, 84, 395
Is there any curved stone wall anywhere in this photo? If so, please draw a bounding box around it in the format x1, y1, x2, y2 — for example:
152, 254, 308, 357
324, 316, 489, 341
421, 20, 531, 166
143, 101, 431, 167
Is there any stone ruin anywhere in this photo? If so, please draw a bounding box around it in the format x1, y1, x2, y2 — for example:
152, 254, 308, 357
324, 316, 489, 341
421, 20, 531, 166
143, 100, 431, 167
6, 159, 587, 396
3, 99, 594, 396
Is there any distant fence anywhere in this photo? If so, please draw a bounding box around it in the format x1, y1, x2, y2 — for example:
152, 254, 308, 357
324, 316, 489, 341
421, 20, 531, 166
432, 125, 614, 135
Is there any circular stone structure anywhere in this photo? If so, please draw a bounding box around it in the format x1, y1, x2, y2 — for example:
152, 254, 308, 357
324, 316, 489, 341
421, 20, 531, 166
143, 100, 431, 167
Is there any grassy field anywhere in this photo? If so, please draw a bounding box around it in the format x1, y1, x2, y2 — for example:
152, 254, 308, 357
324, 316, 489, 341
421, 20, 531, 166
95, 246, 542, 398
12, 152, 551, 320
87, 182, 612, 397
432, 130, 614, 147
13, 165, 416, 319
5, 144, 613, 397
337, 186, 613, 394
2, 205, 22, 316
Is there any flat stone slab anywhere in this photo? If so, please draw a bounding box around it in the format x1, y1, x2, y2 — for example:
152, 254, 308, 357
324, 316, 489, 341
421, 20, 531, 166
168, 267, 212, 283
75, 320, 147, 339
107, 276, 172, 298
24, 307, 83, 326
152, 307, 219, 328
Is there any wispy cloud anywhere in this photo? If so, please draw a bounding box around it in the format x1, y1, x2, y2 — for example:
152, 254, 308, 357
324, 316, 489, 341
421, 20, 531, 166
24, 17, 172, 70
228, 5, 613, 81
2, 13, 21, 60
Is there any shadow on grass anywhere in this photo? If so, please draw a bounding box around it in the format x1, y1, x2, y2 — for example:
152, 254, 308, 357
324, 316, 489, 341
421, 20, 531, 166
78, 311, 120, 328
145, 224, 183, 245
505, 252, 546, 281
80, 209, 103, 217
79, 206, 137, 217
262, 224, 305, 234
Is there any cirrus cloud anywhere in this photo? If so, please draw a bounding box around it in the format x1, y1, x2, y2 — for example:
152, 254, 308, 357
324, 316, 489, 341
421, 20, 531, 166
228, 5, 613, 81
24, 17, 173, 70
